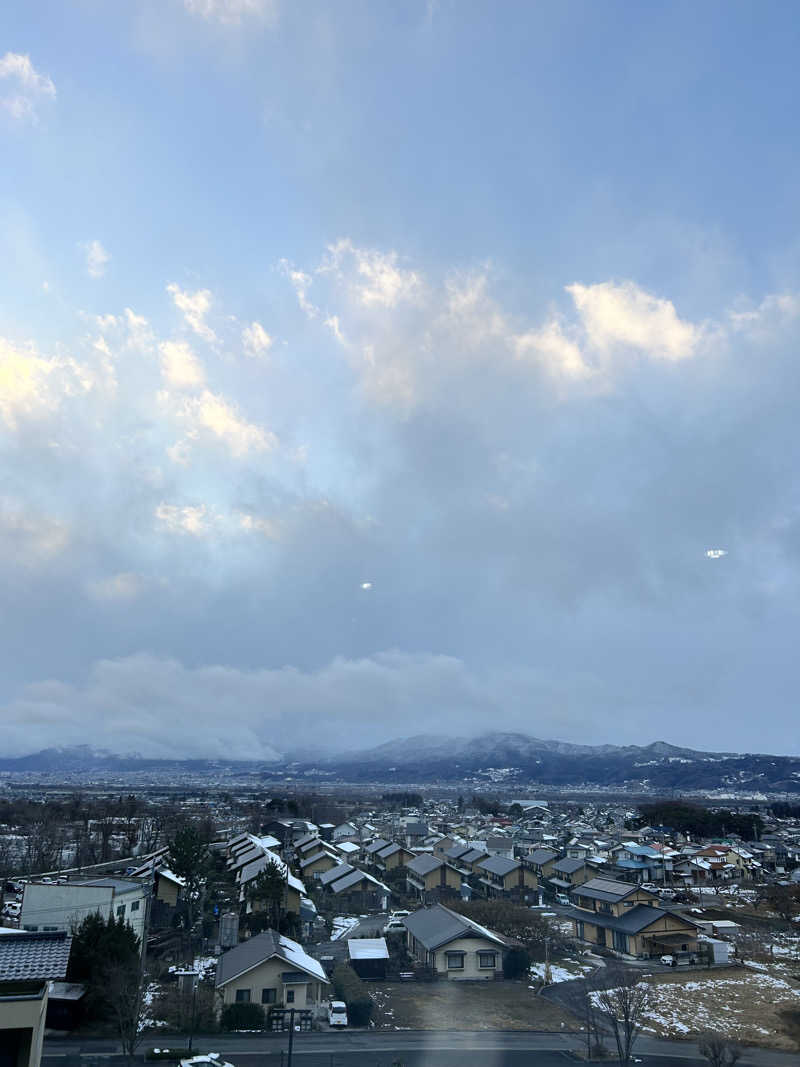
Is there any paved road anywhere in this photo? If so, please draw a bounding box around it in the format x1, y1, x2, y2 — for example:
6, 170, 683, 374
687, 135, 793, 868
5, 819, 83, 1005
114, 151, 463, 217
43, 1029, 797, 1066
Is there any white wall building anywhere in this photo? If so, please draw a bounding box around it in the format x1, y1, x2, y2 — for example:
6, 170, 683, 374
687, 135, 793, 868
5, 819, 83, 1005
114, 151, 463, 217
21, 878, 150, 946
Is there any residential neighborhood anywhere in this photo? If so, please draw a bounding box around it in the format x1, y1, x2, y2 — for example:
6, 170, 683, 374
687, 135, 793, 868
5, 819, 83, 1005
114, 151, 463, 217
2, 783, 800, 1063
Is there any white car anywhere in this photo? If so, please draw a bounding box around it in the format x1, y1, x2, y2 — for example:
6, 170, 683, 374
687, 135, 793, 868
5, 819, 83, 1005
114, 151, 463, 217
328, 1000, 348, 1027
382, 919, 406, 935
388, 909, 410, 920
555, 893, 571, 906
180, 1056, 234, 1067
660, 954, 675, 966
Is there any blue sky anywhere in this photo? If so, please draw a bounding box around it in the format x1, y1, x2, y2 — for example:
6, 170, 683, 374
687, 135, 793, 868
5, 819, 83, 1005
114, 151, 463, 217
1, 1, 800, 759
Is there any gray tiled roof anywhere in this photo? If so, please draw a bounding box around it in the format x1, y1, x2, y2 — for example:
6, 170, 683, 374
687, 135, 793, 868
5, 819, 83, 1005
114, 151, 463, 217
406, 854, 443, 876
553, 857, 586, 874
444, 844, 472, 861
529, 849, 560, 865
216, 930, 327, 987
572, 877, 650, 903
403, 904, 506, 951
459, 848, 488, 865
0, 931, 72, 981
569, 903, 696, 936
318, 863, 352, 887
478, 855, 519, 877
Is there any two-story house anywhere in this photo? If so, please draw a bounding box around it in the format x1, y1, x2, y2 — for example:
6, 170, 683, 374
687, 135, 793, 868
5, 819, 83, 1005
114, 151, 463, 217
406, 855, 462, 902
476, 857, 537, 900
567, 877, 699, 959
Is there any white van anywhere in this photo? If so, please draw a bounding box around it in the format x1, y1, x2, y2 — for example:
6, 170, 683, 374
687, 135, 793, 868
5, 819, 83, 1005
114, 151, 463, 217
328, 1000, 348, 1028
555, 893, 571, 906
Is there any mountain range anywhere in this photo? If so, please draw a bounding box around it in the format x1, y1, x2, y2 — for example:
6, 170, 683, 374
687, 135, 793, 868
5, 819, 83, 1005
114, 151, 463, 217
1, 734, 799, 792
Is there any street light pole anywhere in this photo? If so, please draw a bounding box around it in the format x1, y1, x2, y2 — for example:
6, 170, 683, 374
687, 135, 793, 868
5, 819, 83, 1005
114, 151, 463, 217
286, 1007, 296, 1067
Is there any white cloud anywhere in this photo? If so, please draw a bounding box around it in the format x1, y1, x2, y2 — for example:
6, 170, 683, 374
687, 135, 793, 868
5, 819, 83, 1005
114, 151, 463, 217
167, 283, 218, 342
281, 261, 318, 319
159, 339, 206, 389
183, 0, 277, 25
171, 389, 277, 457
513, 319, 588, 379
0, 336, 94, 429
324, 315, 346, 345
0, 650, 531, 759
84, 239, 110, 279
567, 280, 698, 361
242, 320, 273, 355
238, 511, 282, 539
321, 238, 421, 308
0, 52, 55, 123
155, 503, 211, 536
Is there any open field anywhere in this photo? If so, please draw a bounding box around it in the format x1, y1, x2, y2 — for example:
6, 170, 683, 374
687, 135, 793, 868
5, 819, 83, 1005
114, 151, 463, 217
368, 979, 580, 1032
628, 963, 800, 1051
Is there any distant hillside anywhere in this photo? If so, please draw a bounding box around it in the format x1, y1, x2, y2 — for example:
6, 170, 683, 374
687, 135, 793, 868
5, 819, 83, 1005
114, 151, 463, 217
298, 731, 800, 792
2, 734, 798, 793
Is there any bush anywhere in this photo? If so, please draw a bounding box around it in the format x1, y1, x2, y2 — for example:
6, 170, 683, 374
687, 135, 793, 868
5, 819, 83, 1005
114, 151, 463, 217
332, 964, 374, 1027
220, 1002, 265, 1031
503, 946, 531, 979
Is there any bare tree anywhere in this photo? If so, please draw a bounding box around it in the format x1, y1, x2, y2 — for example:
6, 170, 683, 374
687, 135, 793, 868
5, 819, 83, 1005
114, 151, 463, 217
593, 966, 650, 1065
104, 958, 146, 1062
698, 1033, 742, 1067
561, 976, 606, 1059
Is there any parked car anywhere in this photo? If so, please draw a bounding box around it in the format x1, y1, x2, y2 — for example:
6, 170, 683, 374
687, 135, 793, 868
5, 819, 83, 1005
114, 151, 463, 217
388, 909, 410, 920
328, 1000, 348, 1028
555, 893, 571, 906
180, 1056, 234, 1067
660, 954, 676, 966
382, 919, 406, 935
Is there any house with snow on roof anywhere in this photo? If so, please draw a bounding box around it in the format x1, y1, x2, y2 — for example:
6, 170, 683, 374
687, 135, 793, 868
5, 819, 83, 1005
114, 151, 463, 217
215, 930, 329, 1014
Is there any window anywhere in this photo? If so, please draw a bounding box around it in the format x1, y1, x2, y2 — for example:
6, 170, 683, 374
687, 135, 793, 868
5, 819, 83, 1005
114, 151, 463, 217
445, 952, 465, 970
598, 901, 612, 914
612, 931, 628, 953
43, 925, 59, 932
478, 951, 496, 969
235, 989, 251, 1003
116, 904, 126, 917
286, 989, 295, 1003
576, 920, 585, 940
131, 900, 140, 912
261, 988, 277, 1004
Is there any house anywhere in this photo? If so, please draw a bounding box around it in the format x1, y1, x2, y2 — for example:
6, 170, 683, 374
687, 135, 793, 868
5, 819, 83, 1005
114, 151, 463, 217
403, 904, 508, 980
332, 822, 359, 843
335, 840, 362, 861
215, 930, 329, 1012
550, 857, 589, 891
0, 929, 79, 1036
347, 937, 389, 980
406, 855, 462, 902
154, 868, 185, 908
20, 879, 149, 946
364, 839, 390, 860
299, 850, 340, 880
526, 848, 560, 879
239, 849, 306, 918
476, 856, 537, 900
567, 877, 699, 959
374, 843, 417, 871
326, 869, 391, 912
0, 980, 48, 1067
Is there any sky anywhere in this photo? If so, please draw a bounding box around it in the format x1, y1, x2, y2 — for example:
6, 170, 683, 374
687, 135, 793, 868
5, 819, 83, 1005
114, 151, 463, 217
1, 1, 800, 760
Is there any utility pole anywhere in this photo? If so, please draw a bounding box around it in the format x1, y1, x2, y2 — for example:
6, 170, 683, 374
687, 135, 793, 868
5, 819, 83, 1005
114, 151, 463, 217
544, 936, 552, 985
286, 1007, 297, 1067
